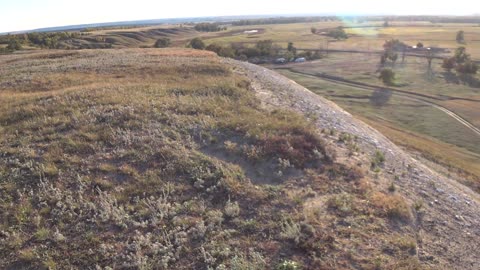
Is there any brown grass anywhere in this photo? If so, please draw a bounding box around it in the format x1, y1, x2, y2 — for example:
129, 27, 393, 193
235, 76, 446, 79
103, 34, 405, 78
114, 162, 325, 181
0, 48, 422, 269
371, 192, 412, 223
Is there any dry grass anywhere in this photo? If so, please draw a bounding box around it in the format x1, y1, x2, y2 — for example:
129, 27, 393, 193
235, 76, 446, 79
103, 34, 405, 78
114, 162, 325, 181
0, 48, 423, 269
370, 192, 412, 223
362, 116, 480, 193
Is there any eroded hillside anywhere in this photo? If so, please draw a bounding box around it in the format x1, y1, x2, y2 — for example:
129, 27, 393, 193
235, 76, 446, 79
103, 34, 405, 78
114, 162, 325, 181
0, 49, 478, 269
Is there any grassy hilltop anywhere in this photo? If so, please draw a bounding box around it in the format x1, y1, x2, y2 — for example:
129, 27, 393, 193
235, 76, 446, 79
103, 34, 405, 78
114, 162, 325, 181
0, 49, 428, 269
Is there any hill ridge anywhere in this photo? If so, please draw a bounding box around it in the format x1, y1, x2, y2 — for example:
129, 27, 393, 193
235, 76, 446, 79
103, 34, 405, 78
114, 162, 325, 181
226, 58, 480, 269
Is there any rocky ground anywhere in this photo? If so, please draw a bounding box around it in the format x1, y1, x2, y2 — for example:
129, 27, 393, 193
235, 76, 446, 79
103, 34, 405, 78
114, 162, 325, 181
227, 59, 480, 270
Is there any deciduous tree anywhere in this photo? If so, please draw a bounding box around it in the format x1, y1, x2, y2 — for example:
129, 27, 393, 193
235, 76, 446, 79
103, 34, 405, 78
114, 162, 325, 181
456, 30, 465, 43
154, 38, 171, 48
188, 38, 205, 50
379, 69, 395, 85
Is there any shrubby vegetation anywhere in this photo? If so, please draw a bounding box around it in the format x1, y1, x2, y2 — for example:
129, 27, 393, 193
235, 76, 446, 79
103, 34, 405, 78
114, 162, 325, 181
203, 39, 322, 62
456, 30, 465, 44
379, 68, 396, 85
188, 37, 206, 50
154, 37, 171, 48
327, 26, 348, 40
194, 23, 226, 32
0, 31, 81, 50
442, 47, 478, 74
380, 39, 408, 67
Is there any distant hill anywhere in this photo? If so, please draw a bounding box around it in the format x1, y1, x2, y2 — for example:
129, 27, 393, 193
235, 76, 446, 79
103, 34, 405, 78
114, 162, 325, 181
0, 14, 306, 35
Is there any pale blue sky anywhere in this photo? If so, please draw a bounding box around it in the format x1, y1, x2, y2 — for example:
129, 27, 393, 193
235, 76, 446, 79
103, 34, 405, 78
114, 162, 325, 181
0, 0, 477, 32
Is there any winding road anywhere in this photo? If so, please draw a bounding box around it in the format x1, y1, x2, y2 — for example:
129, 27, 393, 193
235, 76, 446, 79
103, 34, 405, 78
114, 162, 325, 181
276, 67, 480, 137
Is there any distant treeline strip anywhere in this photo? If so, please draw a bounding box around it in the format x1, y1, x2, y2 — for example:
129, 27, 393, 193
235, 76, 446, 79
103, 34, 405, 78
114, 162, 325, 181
0, 32, 81, 49
231, 15, 480, 26
367, 16, 480, 24
194, 23, 226, 32
231, 17, 340, 26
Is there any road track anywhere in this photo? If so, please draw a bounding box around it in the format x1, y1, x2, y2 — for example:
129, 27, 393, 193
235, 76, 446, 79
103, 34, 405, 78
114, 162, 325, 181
279, 68, 480, 137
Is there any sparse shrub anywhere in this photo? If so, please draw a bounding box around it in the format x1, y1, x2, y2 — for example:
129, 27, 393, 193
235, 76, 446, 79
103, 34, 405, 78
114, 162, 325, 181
224, 140, 238, 153
388, 182, 396, 192
18, 248, 36, 262
327, 192, 353, 215
338, 132, 358, 152
277, 158, 292, 170
346, 141, 360, 155
395, 236, 417, 255
442, 57, 456, 71
413, 200, 424, 211
239, 218, 258, 233
456, 61, 478, 74
277, 259, 301, 270
280, 219, 302, 243
454, 46, 469, 63
338, 132, 353, 143
392, 257, 424, 269
259, 127, 330, 168
229, 249, 266, 270
345, 166, 364, 182
224, 199, 240, 218
205, 210, 224, 228
371, 192, 412, 222
242, 144, 262, 161
34, 228, 50, 241
371, 150, 385, 169
378, 69, 395, 85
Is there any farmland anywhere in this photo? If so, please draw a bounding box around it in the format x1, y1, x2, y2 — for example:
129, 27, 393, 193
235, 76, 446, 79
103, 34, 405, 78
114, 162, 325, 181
200, 21, 480, 191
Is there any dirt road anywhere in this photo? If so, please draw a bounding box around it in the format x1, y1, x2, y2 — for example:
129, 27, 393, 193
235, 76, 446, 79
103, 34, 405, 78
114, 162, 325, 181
279, 68, 480, 137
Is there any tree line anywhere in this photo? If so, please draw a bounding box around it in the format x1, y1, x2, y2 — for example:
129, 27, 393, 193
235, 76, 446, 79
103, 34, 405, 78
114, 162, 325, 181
194, 23, 226, 32
186, 38, 322, 62
367, 15, 480, 24
0, 32, 82, 51
232, 16, 339, 26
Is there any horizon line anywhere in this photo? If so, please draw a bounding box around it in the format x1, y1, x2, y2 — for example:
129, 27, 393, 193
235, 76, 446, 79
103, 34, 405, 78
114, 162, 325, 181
2, 13, 479, 34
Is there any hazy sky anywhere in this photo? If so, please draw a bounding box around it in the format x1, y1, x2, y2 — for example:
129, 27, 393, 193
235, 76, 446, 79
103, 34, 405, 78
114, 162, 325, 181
0, 0, 477, 32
